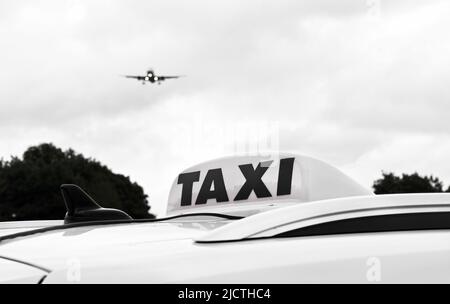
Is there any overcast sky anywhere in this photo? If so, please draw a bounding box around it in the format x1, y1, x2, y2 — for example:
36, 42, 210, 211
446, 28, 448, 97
1, 0, 450, 215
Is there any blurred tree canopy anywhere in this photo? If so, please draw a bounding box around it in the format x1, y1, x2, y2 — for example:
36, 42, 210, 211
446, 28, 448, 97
373, 172, 446, 194
0, 143, 154, 221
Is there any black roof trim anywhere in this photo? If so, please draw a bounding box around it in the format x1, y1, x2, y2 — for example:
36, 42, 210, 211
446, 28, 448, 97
196, 211, 450, 244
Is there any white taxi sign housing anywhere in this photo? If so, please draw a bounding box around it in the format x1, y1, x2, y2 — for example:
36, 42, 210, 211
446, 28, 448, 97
167, 154, 372, 216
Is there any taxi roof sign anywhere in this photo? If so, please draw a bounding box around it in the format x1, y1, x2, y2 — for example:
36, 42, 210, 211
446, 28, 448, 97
167, 153, 373, 216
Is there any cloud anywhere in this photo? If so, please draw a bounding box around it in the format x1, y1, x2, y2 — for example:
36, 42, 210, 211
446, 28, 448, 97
1, 0, 449, 215
342, 133, 450, 189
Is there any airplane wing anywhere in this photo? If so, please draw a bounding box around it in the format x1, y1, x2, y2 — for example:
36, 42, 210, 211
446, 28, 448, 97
124, 75, 145, 80
158, 75, 183, 80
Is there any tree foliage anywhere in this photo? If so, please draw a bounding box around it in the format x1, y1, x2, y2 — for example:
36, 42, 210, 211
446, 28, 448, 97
0, 143, 154, 221
373, 172, 445, 194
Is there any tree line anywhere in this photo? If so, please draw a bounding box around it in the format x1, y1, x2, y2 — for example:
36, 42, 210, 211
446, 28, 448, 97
0, 143, 154, 221
0, 143, 448, 221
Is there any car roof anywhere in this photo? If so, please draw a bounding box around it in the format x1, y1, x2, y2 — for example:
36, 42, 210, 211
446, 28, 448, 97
1, 193, 450, 275
0, 217, 230, 270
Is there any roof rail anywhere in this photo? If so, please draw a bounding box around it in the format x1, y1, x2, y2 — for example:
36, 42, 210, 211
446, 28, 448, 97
196, 193, 450, 243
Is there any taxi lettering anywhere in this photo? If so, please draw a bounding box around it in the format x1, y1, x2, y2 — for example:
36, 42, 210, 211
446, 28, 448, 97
177, 157, 295, 206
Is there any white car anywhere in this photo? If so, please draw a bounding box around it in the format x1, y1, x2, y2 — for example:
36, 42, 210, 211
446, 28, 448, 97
0, 153, 449, 284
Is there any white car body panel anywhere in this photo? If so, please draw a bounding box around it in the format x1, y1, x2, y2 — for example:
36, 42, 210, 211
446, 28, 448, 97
0, 205, 449, 283
32, 230, 450, 283
0, 154, 449, 283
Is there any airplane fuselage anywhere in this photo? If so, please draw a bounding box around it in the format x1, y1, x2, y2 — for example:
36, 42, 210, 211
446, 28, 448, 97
144, 71, 160, 84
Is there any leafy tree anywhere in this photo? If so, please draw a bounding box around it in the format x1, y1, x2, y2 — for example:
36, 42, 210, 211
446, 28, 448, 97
0, 143, 154, 221
373, 172, 444, 194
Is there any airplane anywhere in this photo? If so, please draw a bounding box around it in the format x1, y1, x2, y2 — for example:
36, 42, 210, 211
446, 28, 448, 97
124, 69, 183, 85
